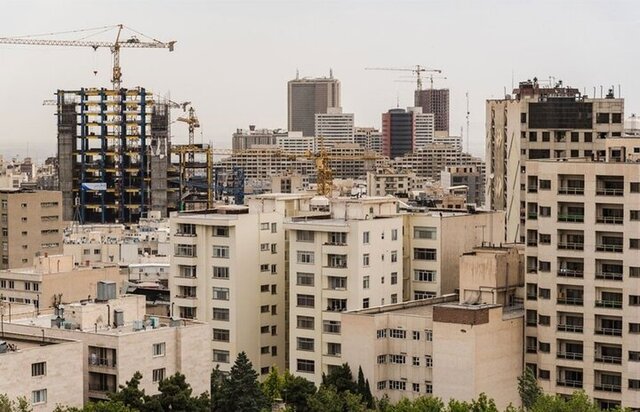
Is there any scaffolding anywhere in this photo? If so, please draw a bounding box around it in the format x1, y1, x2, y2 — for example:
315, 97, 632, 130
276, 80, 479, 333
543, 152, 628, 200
169, 144, 213, 211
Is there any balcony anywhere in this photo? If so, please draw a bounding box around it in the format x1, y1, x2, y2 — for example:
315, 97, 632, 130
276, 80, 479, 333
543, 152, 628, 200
557, 269, 583, 278
88, 356, 116, 368
595, 300, 622, 309
595, 354, 622, 365
596, 188, 624, 196
557, 296, 584, 306
558, 242, 584, 251
556, 379, 583, 388
557, 351, 583, 361
558, 187, 584, 195
557, 324, 583, 333
596, 177, 624, 197
595, 243, 623, 253
595, 271, 623, 281
594, 383, 622, 393
527, 212, 538, 220
558, 214, 584, 223
596, 216, 623, 225
595, 327, 622, 337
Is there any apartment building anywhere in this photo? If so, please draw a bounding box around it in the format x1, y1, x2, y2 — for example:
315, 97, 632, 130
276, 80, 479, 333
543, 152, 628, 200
523, 158, 640, 410
169, 206, 286, 376
408, 107, 435, 149
286, 197, 404, 385
366, 170, 430, 198
403, 210, 505, 300
231, 126, 284, 152
276, 132, 315, 154
1, 189, 63, 270
0, 331, 83, 410
6, 293, 209, 404
315, 107, 354, 147
485, 80, 624, 243
342, 246, 524, 409
354, 127, 382, 154
392, 144, 485, 182
0, 254, 122, 310
440, 165, 485, 206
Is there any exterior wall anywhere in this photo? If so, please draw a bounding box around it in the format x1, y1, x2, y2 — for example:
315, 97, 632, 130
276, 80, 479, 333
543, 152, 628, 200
523, 159, 640, 410
0, 190, 63, 270
169, 209, 286, 377
315, 108, 355, 147
432, 305, 523, 410
288, 77, 341, 137
404, 211, 505, 300
0, 334, 84, 411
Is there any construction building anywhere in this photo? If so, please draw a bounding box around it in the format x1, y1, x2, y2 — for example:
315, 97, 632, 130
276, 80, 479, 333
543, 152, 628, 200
56, 87, 170, 224
169, 205, 287, 376
415, 88, 450, 133
523, 158, 640, 410
314, 107, 354, 147
485, 79, 624, 243
231, 126, 285, 152
288, 73, 341, 137
0, 189, 63, 270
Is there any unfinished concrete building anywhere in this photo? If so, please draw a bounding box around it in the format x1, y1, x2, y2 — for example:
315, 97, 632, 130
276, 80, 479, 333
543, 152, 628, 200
57, 87, 170, 224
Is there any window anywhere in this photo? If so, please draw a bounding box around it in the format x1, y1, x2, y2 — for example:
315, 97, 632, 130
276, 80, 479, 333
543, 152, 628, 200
271, 244, 277, 254
175, 244, 196, 257
631, 239, 640, 250
629, 351, 640, 362
152, 368, 166, 383
425, 355, 433, 367
414, 269, 436, 282
584, 132, 593, 142
391, 229, 398, 241
631, 323, 640, 334
391, 293, 398, 303
296, 272, 314, 286
213, 307, 229, 321
631, 182, 640, 193
152, 343, 166, 357
538, 342, 550, 353
31, 362, 46, 377
363, 275, 370, 289
271, 223, 277, 233
538, 315, 550, 326
363, 231, 370, 244
328, 232, 347, 245
425, 382, 433, 394
539, 206, 551, 217
630, 295, 640, 306
179, 265, 197, 278
571, 132, 579, 142
539, 370, 550, 380
297, 251, 314, 264
31, 389, 46, 405
271, 304, 277, 314
377, 329, 387, 338
271, 264, 277, 274
213, 226, 229, 237
323, 320, 341, 334
212, 266, 229, 279
260, 222, 269, 230
377, 381, 386, 390
261, 305, 269, 313
539, 261, 551, 272
412, 331, 420, 340
389, 380, 406, 390
213, 246, 229, 258
412, 356, 420, 366
413, 226, 437, 239
297, 316, 314, 330
261, 346, 270, 354
630, 267, 640, 278
213, 350, 230, 363
391, 272, 398, 285
631, 210, 640, 221
297, 294, 314, 308
261, 243, 269, 251
327, 342, 341, 356
597, 112, 610, 123
377, 355, 387, 364
213, 287, 229, 300
425, 329, 433, 341
260, 264, 269, 272
362, 254, 370, 267
213, 328, 230, 342
362, 298, 369, 308
297, 230, 314, 242
297, 359, 315, 373
389, 354, 406, 364
271, 346, 277, 356
414, 248, 437, 260
539, 234, 551, 244
260, 326, 269, 334
389, 329, 406, 339
539, 180, 551, 190
630, 379, 640, 390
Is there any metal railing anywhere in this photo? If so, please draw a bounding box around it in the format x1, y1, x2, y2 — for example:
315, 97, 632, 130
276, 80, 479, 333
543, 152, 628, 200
595, 300, 622, 309
596, 188, 624, 196
558, 187, 584, 195
557, 351, 583, 360
595, 355, 622, 364
596, 216, 623, 224
558, 242, 584, 250
557, 296, 584, 305
557, 324, 583, 333
595, 244, 623, 253
558, 214, 584, 222
557, 269, 584, 278
88, 357, 116, 367
594, 383, 622, 392
556, 379, 583, 388
595, 271, 623, 281
527, 212, 538, 220
595, 327, 622, 336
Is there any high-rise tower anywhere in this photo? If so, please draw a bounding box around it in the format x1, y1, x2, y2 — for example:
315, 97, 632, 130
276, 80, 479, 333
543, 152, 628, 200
288, 73, 341, 137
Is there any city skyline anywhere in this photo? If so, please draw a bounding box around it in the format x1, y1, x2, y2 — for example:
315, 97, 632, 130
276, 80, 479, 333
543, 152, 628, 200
1, 0, 639, 161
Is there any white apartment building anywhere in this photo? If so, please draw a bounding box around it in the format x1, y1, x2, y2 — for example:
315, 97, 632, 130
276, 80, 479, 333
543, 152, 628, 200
6, 294, 210, 404
354, 127, 382, 154
286, 197, 404, 385
315, 107, 354, 147
404, 210, 505, 300
523, 158, 640, 410
407, 107, 435, 149
392, 144, 484, 182
276, 132, 316, 154
433, 135, 462, 152
169, 206, 286, 376
485, 80, 625, 243
366, 170, 430, 198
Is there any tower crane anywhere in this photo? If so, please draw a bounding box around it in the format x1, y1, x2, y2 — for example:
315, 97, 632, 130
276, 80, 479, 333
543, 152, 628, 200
0, 24, 176, 89
365, 65, 442, 91
176, 106, 200, 147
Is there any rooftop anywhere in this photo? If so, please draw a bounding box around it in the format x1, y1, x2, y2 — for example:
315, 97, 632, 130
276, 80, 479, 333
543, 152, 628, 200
345, 294, 458, 316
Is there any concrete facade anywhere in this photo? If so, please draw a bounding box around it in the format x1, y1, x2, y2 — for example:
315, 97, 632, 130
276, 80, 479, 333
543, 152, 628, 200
0, 189, 63, 270
415, 88, 450, 133
288, 75, 341, 137
315, 107, 354, 147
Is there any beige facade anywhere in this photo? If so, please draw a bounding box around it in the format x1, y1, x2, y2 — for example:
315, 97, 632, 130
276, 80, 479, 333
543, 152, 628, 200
0, 255, 123, 310
1, 189, 63, 270
485, 82, 624, 243
523, 158, 640, 410
6, 294, 210, 404
403, 211, 505, 300
169, 206, 286, 376
286, 197, 404, 385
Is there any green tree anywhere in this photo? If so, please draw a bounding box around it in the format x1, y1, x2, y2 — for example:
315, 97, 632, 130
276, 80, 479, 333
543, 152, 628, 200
281, 370, 316, 412
217, 351, 268, 412
262, 366, 284, 403
517, 368, 542, 410
150, 372, 209, 411
0, 395, 32, 412
307, 386, 344, 412
54, 401, 135, 412
210, 365, 226, 411
321, 363, 357, 394
108, 371, 149, 411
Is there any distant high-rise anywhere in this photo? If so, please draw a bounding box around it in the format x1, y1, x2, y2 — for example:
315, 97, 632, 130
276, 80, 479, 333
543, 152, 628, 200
382, 107, 434, 158
314, 107, 354, 147
415, 88, 450, 133
288, 73, 341, 137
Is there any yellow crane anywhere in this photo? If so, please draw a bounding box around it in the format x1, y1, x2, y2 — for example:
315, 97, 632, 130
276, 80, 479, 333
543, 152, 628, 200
176, 106, 200, 147
365, 65, 442, 91
0, 24, 176, 89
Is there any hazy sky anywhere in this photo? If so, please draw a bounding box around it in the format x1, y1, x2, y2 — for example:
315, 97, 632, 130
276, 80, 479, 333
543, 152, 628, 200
1, 0, 639, 161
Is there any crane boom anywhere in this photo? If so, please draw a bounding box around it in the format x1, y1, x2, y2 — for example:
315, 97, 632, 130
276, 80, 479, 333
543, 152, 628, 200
365, 65, 442, 91
0, 24, 175, 89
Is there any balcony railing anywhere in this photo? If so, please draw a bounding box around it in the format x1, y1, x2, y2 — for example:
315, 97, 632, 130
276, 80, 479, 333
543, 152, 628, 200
595, 244, 623, 253
557, 269, 584, 278
596, 216, 623, 224
557, 351, 584, 361
595, 327, 622, 336
557, 296, 584, 306
595, 300, 622, 309
558, 242, 584, 250
174, 232, 197, 237
595, 355, 622, 364
557, 379, 583, 388
594, 383, 622, 393
526, 346, 537, 354
557, 324, 583, 333
88, 357, 116, 367
558, 214, 584, 223
527, 240, 538, 247
596, 188, 624, 196
558, 187, 584, 195
595, 271, 623, 281
527, 212, 538, 220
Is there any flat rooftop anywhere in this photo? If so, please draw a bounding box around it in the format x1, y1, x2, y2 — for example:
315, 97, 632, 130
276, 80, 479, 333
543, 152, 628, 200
0, 332, 73, 353
345, 294, 458, 316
